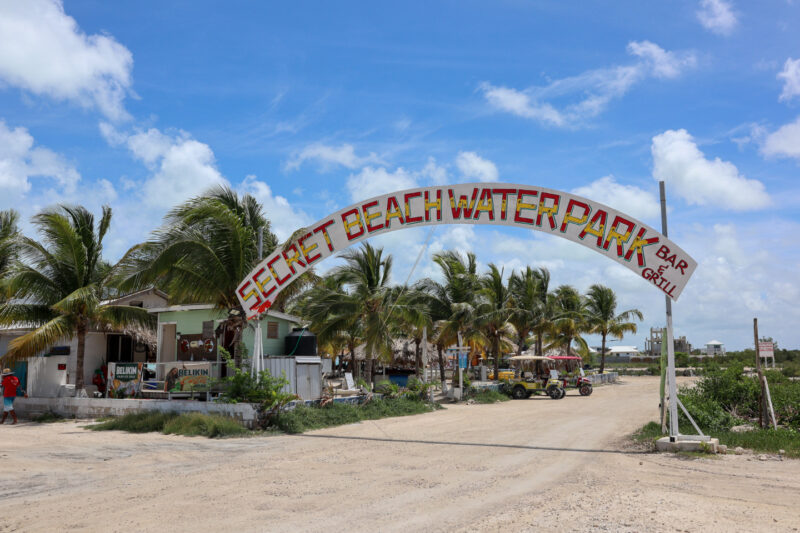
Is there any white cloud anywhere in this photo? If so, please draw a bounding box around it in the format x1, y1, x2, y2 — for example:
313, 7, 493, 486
455, 151, 498, 182
346, 166, 417, 201
651, 129, 769, 210
572, 176, 660, 221
0, 0, 133, 121
778, 58, 800, 102
285, 143, 383, 171
121, 128, 228, 209
626, 41, 697, 79
0, 119, 80, 196
420, 157, 449, 185
240, 175, 311, 242
761, 116, 800, 160
480, 41, 695, 127
696, 0, 738, 36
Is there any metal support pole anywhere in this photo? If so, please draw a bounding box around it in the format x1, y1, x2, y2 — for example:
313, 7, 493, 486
258, 227, 264, 260
660, 181, 680, 440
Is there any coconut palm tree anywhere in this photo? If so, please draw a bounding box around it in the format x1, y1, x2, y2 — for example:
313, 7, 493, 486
391, 288, 431, 377
527, 267, 555, 357
584, 284, 643, 373
0, 206, 153, 389
548, 284, 589, 356
113, 185, 277, 364
476, 264, 515, 381
299, 276, 364, 378
0, 209, 19, 279
304, 243, 396, 386
508, 266, 541, 355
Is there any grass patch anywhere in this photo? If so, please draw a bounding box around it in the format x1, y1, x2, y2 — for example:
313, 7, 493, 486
162, 412, 249, 438
471, 389, 510, 404
633, 421, 800, 458
88, 411, 248, 438
274, 397, 440, 434
32, 411, 67, 423
715, 428, 800, 457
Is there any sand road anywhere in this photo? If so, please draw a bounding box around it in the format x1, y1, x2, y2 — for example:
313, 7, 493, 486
1, 376, 798, 532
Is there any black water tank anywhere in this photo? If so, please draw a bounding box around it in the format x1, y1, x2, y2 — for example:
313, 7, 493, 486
285, 328, 317, 356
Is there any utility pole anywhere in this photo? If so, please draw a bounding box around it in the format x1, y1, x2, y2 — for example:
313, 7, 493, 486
660, 181, 680, 440
753, 318, 768, 428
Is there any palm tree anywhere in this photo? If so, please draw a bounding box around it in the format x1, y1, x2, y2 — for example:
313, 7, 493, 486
425, 251, 482, 386
0, 209, 19, 279
392, 288, 431, 377
508, 266, 541, 355
0, 206, 153, 389
548, 284, 589, 356
476, 264, 515, 381
300, 276, 364, 378
304, 243, 396, 386
114, 185, 277, 364
584, 284, 643, 373
527, 267, 555, 357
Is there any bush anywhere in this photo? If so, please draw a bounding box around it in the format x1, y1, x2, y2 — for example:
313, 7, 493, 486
678, 388, 741, 432
781, 361, 800, 378
273, 397, 439, 434
162, 413, 249, 438
88, 411, 248, 438
472, 389, 510, 404
373, 379, 400, 397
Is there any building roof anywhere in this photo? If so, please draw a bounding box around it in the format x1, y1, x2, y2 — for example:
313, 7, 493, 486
148, 303, 302, 324
608, 346, 639, 353
705, 340, 724, 345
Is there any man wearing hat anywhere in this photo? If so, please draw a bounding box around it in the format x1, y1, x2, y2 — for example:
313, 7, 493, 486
1, 368, 26, 425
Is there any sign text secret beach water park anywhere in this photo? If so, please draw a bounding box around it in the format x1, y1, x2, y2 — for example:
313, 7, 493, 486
237, 183, 697, 318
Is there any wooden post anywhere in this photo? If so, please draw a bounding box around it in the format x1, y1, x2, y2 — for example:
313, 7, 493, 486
753, 318, 767, 428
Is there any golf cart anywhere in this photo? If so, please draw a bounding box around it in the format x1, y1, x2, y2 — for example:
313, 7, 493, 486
504, 354, 566, 400
549, 355, 593, 396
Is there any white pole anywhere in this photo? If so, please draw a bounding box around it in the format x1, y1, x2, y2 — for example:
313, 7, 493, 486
660, 181, 680, 440
252, 320, 263, 380
422, 326, 428, 383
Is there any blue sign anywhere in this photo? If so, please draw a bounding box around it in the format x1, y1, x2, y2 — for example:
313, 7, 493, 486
459, 353, 468, 369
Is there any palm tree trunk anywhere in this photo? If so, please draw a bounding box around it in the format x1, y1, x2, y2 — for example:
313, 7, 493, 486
414, 339, 422, 377
75, 322, 87, 390
437, 345, 446, 383
365, 355, 374, 387
493, 335, 500, 382
600, 332, 607, 374
349, 347, 358, 379
517, 332, 524, 355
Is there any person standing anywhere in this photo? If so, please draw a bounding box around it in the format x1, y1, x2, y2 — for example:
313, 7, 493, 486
1, 368, 26, 425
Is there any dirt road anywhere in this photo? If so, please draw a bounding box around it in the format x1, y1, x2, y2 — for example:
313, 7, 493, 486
1, 376, 798, 532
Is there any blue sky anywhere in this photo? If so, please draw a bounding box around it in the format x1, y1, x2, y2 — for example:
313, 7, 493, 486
1, 0, 799, 350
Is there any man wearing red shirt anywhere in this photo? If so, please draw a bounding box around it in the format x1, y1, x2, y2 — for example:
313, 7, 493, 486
2, 368, 26, 425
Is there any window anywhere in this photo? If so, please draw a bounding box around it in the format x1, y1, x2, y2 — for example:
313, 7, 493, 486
267, 321, 279, 339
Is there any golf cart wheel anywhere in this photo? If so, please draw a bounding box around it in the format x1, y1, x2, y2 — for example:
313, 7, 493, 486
559, 387, 566, 399
547, 386, 559, 399
579, 384, 593, 396
512, 386, 527, 400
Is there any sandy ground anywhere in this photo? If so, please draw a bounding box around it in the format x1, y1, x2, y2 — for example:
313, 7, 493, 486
1, 376, 798, 533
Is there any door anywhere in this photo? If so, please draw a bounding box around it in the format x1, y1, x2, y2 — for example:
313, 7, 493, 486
295, 363, 321, 400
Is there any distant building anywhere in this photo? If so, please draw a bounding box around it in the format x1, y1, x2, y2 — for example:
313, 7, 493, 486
644, 327, 692, 356
608, 346, 640, 358
705, 340, 725, 357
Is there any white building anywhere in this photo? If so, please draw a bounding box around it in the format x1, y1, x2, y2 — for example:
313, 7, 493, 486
705, 340, 725, 357
608, 346, 640, 358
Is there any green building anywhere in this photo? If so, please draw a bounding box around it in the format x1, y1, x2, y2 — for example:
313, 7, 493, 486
150, 304, 302, 364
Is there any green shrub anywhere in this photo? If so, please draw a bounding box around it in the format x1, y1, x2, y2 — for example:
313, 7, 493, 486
678, 388, 741, 432
88, 411, 179, 433
162, 413, 249, 438
780, 361, 800, 378
373, 380, 400, 397
88, 411, 248, 438
472, 389, 510, 404
273, 397, 439, 434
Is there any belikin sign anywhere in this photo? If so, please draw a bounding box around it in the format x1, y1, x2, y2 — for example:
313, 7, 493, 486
237, 183, 697, 319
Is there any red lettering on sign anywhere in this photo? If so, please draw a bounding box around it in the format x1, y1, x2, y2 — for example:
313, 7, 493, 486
362, 200, 383, 233
448, 188, 479, 219
536, 192, 560, 230
624, 228, 659, 267
385, 196, 405, 228
559, 199, 590, 233
473, 188, 494, 221
282, 243, 307, 274
424, 190, 442, 221
312, 220, 335, 252
341, 208, 365, 240
267, 255, 291, 285
298, 233, 321, 264
491, 188, 516, 220
404, 192, 422, 223
514, 189, 538, 224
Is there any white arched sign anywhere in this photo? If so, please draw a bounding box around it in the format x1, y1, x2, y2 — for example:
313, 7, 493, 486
237, 183, 696, 318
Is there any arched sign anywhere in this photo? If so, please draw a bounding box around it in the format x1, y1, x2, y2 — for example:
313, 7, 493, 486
237, 183, 696, 319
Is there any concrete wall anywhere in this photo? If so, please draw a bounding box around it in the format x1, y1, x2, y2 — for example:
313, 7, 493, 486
14, 397, 260, 428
